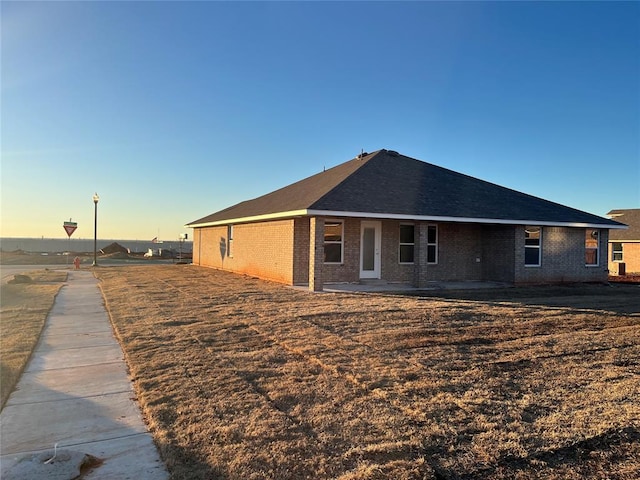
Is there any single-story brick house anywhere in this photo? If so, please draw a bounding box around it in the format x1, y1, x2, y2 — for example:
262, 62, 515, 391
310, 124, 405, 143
186, 149, 626, 291
607, 209, 640, 275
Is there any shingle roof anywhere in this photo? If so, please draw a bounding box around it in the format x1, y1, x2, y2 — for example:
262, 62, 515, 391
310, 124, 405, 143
189, 153, 368, 224
187, 149, 625, 228
607, 209, 639, 240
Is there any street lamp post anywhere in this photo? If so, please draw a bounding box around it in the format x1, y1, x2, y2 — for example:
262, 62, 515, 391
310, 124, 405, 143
92, 193, 99, 266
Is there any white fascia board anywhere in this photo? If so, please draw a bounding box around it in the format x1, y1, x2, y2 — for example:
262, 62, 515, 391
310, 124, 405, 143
186, 208, 627, 229
306, 210, 628, 229
185, 209, 309, 228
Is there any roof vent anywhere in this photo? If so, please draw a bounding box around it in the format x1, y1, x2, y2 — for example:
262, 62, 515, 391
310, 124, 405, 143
387, 150, 399, 157
357, 149, 368, 159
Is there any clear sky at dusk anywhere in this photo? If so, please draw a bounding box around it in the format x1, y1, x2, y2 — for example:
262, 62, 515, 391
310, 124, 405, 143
2, 1, 638, 241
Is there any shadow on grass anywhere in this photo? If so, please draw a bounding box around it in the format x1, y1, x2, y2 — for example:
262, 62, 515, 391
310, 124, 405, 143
389, 283, 640, 315
431, 426, 640, 480
155, 439, 225, 480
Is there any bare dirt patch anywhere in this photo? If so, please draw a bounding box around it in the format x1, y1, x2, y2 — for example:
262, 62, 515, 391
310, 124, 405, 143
95, 265, 640, 480
1, 270, 67, 409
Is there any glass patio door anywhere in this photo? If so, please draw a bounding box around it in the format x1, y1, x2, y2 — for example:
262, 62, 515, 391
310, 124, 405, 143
360, 221, 381, 279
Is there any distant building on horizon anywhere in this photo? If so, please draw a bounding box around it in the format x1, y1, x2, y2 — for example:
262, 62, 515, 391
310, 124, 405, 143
0, 237, 192, 255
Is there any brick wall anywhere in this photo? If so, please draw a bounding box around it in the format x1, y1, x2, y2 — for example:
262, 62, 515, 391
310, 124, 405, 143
193, 219, 612, 287
192, 225, 227, 269
295, 217, 415, 285
422, 223, 483, 282
413, 223, 609, 285
320, 218, 416, 284
192, 220, 295, 284
308, 217, 324, 291
481, 225, 516, 282
322, 218, 360, 283
312, 220, 519, 285
514, 226, 609, 283
192, 228, 202, 264
293, 217, 311, 284
608, 241, 640, 275
381, 220, 415, 283
414, 223, 430, 287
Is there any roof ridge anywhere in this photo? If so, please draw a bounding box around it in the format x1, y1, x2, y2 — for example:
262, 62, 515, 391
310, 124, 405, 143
308, 150, 384, 209
186, 150, 384, 226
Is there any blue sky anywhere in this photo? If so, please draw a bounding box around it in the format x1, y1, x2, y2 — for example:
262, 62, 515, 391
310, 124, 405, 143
2, 1, 638, 240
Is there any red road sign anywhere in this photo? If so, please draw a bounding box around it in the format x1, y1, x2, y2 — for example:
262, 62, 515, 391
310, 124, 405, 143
63, 221, 77, 238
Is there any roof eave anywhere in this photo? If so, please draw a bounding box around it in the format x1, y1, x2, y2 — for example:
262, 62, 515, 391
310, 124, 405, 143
185, 209, 309, 228
186, 208, 627, 229
306, 210, 626, 228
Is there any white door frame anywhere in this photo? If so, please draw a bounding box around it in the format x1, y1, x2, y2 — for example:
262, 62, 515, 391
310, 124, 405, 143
360, 221, 381, 279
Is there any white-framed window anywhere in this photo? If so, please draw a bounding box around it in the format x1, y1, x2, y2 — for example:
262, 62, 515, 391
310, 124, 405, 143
585, 229, 599, 266
324, 220, 343, 263
525, 226, 541, 266
427, 225, 438, 264
612, 242, 623, 262
399, 224, 415, 263
227, 225, 234, 257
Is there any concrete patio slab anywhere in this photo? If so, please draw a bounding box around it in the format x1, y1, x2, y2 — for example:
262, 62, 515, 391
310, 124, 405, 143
293, 280, 511, 293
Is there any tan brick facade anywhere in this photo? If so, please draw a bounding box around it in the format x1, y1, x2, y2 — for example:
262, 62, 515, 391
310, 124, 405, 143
293, 217, 311, 284
193, 218, 610, 288
308, 217, 324, 291
608, 241, 640, 275
192, 220, 295, 284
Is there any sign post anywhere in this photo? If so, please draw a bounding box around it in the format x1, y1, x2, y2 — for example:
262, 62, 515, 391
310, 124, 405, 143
63, 220, 78, 238
63, 220, 78, 265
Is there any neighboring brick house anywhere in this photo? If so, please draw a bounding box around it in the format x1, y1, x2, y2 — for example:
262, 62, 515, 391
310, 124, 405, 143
607, 209, 640, 275
186, 149, 625, 291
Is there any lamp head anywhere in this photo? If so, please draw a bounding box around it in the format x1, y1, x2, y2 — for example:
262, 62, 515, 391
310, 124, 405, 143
93, 193, 100, 204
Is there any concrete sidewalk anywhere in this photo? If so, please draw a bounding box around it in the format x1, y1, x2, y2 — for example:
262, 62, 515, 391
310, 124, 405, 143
0, 270, 169, 479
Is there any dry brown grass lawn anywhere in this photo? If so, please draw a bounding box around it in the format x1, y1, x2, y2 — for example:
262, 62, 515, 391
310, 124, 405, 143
1, 270, 67, 409
95, 265, 640, 480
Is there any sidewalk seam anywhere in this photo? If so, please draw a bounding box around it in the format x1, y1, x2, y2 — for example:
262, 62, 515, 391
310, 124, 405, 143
1, 432, 153, 457
6, 389, 134, 407
32, 342, 120, 352
25, 360, 126, 373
